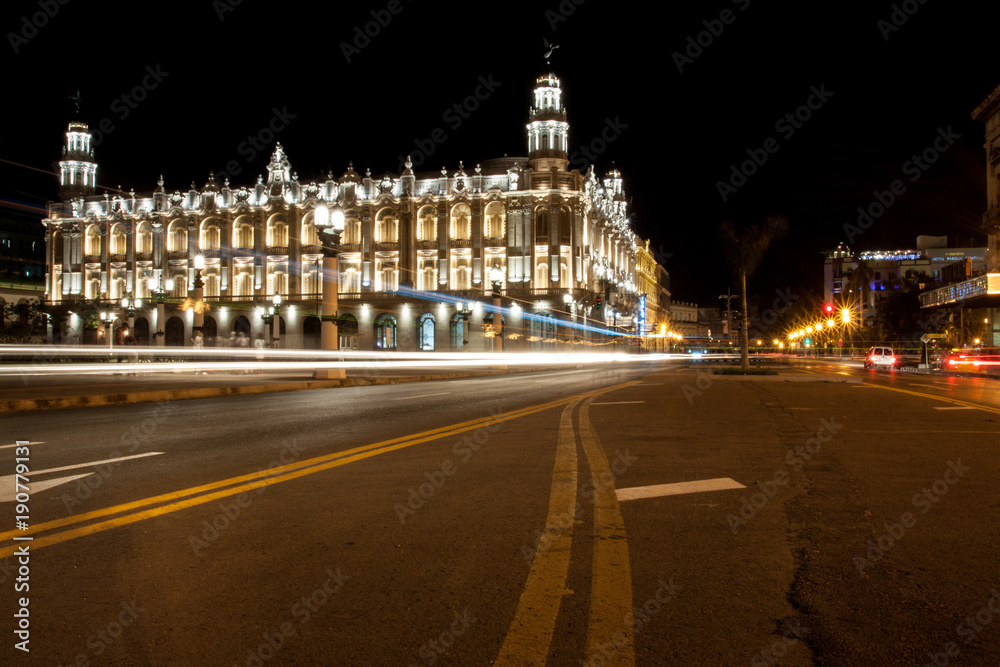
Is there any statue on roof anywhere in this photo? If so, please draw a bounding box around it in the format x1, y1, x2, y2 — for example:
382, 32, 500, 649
543, 38, 559, 65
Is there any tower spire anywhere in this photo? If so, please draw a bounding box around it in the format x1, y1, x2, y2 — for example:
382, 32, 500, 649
58, 118, 97, 201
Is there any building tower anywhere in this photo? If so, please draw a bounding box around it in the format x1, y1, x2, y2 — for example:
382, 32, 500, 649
58, 121, 97, 201
527, 71, 570, 172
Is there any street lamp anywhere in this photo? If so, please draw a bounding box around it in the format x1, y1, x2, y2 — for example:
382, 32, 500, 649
148, 276, 174, 347
490, 262, 504, 352
99, 311, 117, 350
261, 294, 282, 346
192, 254, 205, 342
121, 294, 142, 339
313, 201, 347, 378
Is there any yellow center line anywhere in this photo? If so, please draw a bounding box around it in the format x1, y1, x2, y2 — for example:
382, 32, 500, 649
0, 388, 622, 558
494, 398, 582, 666
863, 382, 1000, 415
580, 399, 635, 666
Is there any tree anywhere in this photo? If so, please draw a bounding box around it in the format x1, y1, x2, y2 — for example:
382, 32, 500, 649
719, 215, 790, 370
843, 258, 875, 326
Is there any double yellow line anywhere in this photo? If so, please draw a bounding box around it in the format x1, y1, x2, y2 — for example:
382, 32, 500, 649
0, 388, 620, 559
496, 383, 638, 666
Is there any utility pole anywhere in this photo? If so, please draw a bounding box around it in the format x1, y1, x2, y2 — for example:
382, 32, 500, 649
719, 288, 737, 346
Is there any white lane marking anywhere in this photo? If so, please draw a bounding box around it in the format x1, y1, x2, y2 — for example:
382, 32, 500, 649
0, 441, 45, 450
590, 401, 646, 405
30, 452, 165, 476
934, 407, 975, 411
0, 473, 94, 503
389, 392, 451, 400
617, 478, 746, 502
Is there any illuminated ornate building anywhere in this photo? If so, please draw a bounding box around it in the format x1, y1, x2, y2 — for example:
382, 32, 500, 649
41, 70, 660, 350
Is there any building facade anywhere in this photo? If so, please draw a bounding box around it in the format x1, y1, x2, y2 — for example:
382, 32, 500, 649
42, 70, 663, 351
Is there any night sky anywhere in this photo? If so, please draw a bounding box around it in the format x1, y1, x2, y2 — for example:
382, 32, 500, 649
2, 0, 998, 307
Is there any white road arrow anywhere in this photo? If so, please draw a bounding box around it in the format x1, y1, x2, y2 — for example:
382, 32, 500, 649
0, 452, 164, 502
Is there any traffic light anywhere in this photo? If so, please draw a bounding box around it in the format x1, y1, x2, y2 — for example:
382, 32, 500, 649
595, 295, 602, 311
823, 303, 834, 315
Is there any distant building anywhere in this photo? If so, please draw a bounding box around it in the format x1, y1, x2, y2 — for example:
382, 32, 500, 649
824, 236, 987, 327
917, 83, 1000, 345
40, 69, 664, 349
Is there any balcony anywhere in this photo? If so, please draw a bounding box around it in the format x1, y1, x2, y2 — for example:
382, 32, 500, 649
450, 238, 472, 248
919, 273, 1000, 308
136, 252, 153, 262
484, 237, 505, 248
109, 253, 127, 263
375, 242, 399, 252
339, 243, 361, 253
417, 240, 437, 250
168, 251, 188, 260
267, 246, 289, 256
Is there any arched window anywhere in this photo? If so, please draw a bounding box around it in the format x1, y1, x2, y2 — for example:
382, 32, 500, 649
535, 208, 549, 242
302, 212, 320, 246
376, 209, 398, 243
559, 208, 572, 243
343, 213, 361, 244
451, 204, 471, 239
485, 202, 505, 239
418, 206, 437, 241
418, 313, 435, 351
339, 314, 359, 350
374, 314, 397, 350
85, 225, 101, 255
167, 220, 187, 253
135, 222, 152, 253
200, 219, 221, 250
267, 215, 288, 247
233, 217, 254, 249
110, 223, 126, 255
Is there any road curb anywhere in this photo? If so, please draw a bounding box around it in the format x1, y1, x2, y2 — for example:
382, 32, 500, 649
0, 369, 527, 414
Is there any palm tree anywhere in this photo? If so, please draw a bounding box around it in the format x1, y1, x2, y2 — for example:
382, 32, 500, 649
720, 215, 790, 370
843, 257, 875, 326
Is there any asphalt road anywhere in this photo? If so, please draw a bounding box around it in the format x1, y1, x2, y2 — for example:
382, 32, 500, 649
1, 359, 998, 666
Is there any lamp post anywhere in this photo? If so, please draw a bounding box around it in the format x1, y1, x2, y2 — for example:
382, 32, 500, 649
563, 292, 575, 349
459, 302, 471, 349
148, 276, 174, 346
271, 293, 281, 347
192, 254, 205, 344
313, 201, 347, 379
120, 294, 141, 340
260, 294, 281, 346
99, 311, 117, 350
490, 262, 504, 352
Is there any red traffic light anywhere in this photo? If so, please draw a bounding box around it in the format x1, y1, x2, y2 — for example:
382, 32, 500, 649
823, 303, 834, 314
